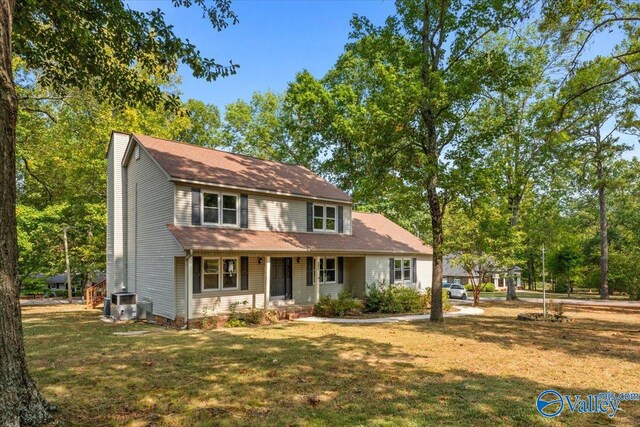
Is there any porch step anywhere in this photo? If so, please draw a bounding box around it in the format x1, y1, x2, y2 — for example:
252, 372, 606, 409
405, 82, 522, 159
273, 305, 315, 321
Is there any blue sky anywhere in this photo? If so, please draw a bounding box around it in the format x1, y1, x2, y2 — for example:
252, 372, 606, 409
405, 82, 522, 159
129, 0, 396, 110
128, 0, 637, 157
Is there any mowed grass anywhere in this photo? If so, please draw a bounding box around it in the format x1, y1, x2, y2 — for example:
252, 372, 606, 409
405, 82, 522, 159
480, 290, 630, 300
23, 302, 640, 426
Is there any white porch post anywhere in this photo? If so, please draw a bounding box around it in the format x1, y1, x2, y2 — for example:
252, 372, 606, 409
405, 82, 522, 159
516, 274, 521, 289
502, 277, 506, 288
186, 255, 193, 320
314, 256, 321, 303
264, 256, 271, 309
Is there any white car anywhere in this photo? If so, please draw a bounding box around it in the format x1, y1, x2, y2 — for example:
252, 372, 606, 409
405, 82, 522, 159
447, 284, 468, 300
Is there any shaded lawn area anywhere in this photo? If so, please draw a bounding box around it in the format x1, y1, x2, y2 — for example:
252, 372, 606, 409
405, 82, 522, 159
23, 303, 640, 426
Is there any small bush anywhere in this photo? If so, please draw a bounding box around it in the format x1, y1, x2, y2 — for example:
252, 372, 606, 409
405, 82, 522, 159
226, 301, 248, 327
365, 281, 427, 314
424, 287, 452, 311
464, 283, 495, 292
314, 291, 363, 317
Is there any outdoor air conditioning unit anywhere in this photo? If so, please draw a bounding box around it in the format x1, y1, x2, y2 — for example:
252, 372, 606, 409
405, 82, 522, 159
111, 292, 138, 320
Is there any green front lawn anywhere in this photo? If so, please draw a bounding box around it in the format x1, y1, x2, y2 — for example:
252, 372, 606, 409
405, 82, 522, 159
24, 303, 640, 426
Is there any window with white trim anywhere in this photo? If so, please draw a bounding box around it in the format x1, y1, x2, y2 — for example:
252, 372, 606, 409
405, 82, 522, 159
203, 259, 220, 290
202, 192, 238, 226
314, 257, 338, 285
202, 257, 238, 290
222, 258, 238, 289
203, 193, 219, 224
325, 257, 336, 283
222, 195, 238, 225
394, 258, 413, 283
313, 204, 337, 232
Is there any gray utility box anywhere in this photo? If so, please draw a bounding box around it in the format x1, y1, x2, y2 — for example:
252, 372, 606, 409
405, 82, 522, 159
111, 292, 138, 320
137, 300, 153, 321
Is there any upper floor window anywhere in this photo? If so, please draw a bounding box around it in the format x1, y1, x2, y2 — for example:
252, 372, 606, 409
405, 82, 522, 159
202, 192, 238, 226
313, 204, 337, 232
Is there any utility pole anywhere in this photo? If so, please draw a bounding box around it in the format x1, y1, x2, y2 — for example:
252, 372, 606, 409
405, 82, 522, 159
63, 226, 72, 303
542, 243, 546, 319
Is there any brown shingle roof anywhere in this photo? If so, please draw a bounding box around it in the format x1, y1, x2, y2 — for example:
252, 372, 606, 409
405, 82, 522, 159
167, 212, 432, 255
133, 134, 351, 202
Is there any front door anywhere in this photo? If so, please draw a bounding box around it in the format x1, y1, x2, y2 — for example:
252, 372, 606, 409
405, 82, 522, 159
270, 257, 292, 299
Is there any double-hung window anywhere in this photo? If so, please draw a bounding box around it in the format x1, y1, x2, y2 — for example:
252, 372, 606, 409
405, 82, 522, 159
202, 257, 238, 290
203, 259, 220, 290
203, 193, 219, 224
222, 258, 238, 289
394, 258, 412, 283
325, 257, 336, 283
313, 204, 337, 232
202, 192, 238, 226
314, 257, 337, 285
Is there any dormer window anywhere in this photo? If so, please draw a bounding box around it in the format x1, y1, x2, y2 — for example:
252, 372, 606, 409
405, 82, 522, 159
202, 192, 238, 226
313, 204, 337, 232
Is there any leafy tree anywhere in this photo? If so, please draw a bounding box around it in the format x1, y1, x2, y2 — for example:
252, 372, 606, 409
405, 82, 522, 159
548, 245, 583, 294
1, 1, 236, 424
288, 0, 527, 321
560, 57, 638, 298
464, 29, 563, 299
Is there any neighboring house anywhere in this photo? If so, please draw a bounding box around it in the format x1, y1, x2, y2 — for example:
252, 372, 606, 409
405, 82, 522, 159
443, 255, 523, 290
45, 274, 68, 291
442, 256, 477, 286
106, 132, 433, 324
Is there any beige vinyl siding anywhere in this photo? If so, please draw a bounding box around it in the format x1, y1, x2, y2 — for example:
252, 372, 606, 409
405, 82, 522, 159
343, 204, 353, 235
178, 252, 361, 316
179, 253, 267, 315
416, 256, 433, 290
106, 132, 129, 294
125, 140, 183, 319
175, 257, 185, 317
248, 194, 307, 232
174, 185, 191, 226
346, 257, 366, 297
173, 184, 352, 234
365, 255, 432, 292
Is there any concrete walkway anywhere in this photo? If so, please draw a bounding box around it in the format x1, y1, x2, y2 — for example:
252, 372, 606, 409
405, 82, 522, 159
296, 305, 484, 324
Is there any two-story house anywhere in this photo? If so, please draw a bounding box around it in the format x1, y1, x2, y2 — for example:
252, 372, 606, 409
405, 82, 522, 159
107, 131, 433, 324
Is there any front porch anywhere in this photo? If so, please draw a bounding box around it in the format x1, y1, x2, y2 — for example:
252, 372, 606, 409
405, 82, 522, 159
177, 253, 367, 319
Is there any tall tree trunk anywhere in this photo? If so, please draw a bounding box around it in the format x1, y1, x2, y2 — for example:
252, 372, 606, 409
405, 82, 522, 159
597, 159, 609, 299
429, 191, 444, 321
527, 258, 535, 290
0, 0, 53, 424
506, 194, 521, 300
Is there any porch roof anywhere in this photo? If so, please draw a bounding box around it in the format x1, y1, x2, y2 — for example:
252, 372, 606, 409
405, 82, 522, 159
167, 212, 432, 255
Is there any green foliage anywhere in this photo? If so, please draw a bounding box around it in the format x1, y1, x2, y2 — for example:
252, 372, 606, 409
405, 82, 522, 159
364, 281, 428, 314
548, 246, 583, 292
13, 0, 238, 111
19, 278, 47, 296
465, 283, 495, 292
15, 61, 222, 283
226, 301, 248, 327
314, 291, 363, 318
424, 287, 452, 311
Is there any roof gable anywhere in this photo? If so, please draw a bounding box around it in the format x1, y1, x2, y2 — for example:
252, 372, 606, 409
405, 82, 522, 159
132, 133, 351, 203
